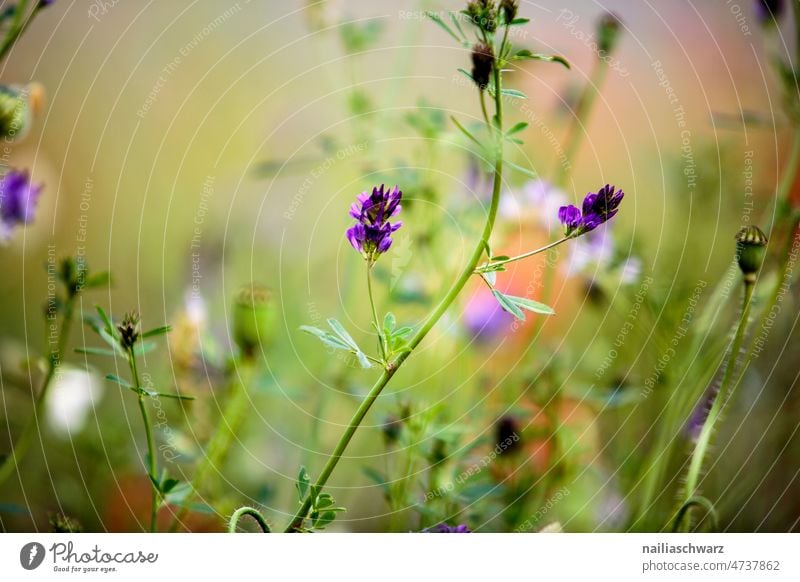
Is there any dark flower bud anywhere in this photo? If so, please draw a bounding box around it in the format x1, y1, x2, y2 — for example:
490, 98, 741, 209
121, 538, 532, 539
596, 12, 622, 55
471, 43, 494, 90
495, 415, 521, 455
465, 1, 497, 33
754, 0, 784, 25
50, 513, 82, 533
232, 284, 276, 358
382, 413, 403, 445
735, 225, 768, 282
429, 437, 448, 464
117, 311, 140, 350
500, 0, 518, 23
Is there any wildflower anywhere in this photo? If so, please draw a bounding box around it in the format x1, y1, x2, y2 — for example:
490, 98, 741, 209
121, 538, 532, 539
465, 0, 497, 32
597, 12, 622, 55
117, 312, 140, 350
346, 184, 402, 262
735, 225, 768, 282
424, 523, 471, 533
558, 184, 624, 238
499, 179, 568, 234
232, 284, 276, 358
500, 0, 518, 23
754, 0, 784, 24
0, 169, 43, 241
463, 287, 514, 342
470, 43, 494, 90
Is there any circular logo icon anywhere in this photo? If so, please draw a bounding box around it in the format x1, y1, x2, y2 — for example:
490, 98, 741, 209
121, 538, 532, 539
19, 542, 46, 570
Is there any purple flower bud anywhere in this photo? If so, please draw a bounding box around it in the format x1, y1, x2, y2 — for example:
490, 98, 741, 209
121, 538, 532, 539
558, 184, 624, 237
424, 523, 471, 533
346, 184, 403, 262
754, 0, 784, 24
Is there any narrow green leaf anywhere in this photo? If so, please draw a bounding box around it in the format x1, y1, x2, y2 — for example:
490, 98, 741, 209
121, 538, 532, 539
296, 466, 311, 500
75, 347, 117, 357
383, 312, 396, 335
133, 341, 157, 356
105, 374, 133, 389
94, 305, 114, 334
513, 50, 570, 69
491, 255, 511, 261
506, 160, 538, 178
510, 17, 530, 26
506, 294, 555, 315
506, 122, 529, 136
327, 318, 359, 351
142, 325, 171, 339
448, 11, 469, 42
491, 290, 526, 321
83, 271, 111, 289
392, 326, 413, 339
457, 67, 475, 84
450, 116, 483, 147
500, 88, 528, 100
299, 326, 351, 351
426, 11, 461, 43
147, 391, 195, 401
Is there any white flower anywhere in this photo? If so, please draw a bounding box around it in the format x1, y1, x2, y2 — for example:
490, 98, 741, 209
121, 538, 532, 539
46, 368, 103, 437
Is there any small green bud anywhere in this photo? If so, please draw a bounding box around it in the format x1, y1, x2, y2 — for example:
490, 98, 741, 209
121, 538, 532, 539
597, 12, 622, 56
0, 83, 44, 142
232, 284, 276, 358
465, 0, 497, 33
735, 225, 768, 282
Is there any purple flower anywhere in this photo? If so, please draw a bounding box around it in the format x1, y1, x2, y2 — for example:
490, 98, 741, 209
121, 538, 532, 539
0, 169, 42, 241
463, 289, 515, 343
424, 523, 471, 533
346, 184, 402, 262
754, 0, 784, 24
558, 184, 623, 238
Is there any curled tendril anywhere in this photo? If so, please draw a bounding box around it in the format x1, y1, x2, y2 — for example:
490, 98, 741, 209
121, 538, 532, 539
670, 496, 719, 533
228, 506, 271, 533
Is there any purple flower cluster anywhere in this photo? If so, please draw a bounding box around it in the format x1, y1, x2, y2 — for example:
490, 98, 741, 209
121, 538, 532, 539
346, 184, 402, 262
424, 523, 471, 533
558, 184, 623, 238
0, 169, 42, 241
754, 0, 784, 24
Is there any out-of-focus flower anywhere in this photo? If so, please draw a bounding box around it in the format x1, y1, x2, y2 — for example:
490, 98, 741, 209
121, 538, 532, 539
46, 368, 103, 437
232, 283, 276, 358
500, 179, 568, 234
424, 523, 471, 533
463, 287, 515, 342
558, 184, 624, 238
568, 226, 641, 286
0, 83, 44, 141
754, 0, 784, 24
0, 168, 43, 241
346, 184, 402, 262
470, 43, 494, 90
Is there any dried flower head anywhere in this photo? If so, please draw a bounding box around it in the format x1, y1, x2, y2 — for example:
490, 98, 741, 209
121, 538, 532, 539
346, 184, 403, 262
500, 0, 518, 23
117, 311, 141, 350
558, 184, 624, 238
465, 0, 497, 32
471, 43, 495, 90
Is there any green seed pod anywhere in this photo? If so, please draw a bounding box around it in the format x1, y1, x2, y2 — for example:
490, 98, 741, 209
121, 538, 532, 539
597, 12, 622, 56
735, 225, 768, 282
232, 284, 276, 358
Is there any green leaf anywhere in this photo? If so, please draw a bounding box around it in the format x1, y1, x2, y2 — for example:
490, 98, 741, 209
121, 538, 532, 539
83, 271, 111, 289
299, 325, 351, 351
75, 347, 117, 357
450, 116, 483, 148
326, 319, 371, 369
506, 160, 538, 178
142, 325, 171, 339
94, 305, 114, 334
505, 294, 555, 315
426, 11, 461, 43
457, 67, 475, 84
105, 374, 133, 389
510, 17, 530, 26
491, 289, 525, 320
296, 466, 311, 501
491, 255, 510, 261
506, 122, 529, 136
513, 49, 570, 69
133, 341, 157, 356
383, 312, 396, 335
163, 482, 193, 506
448, 11, 469, 43
161, 477, 180, 494
391, 326, 413, 339
313, 510, 339, 530
500, 88, 528, 100
146, 391, 195, 401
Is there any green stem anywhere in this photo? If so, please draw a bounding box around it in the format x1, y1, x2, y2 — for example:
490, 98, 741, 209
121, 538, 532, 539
0, 295, 75, 488
284, 56, 508, 533
366, 264, 385, 361
228, 506, 271, 533
680, 280, 754, 527
553, 59, 608, 188
168, 358, 256, 531
128, 350, 158, 533
476, 237, 570, 272
0, 0, 36, 62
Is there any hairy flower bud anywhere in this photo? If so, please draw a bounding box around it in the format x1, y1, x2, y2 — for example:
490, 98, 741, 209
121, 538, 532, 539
735, 225, 768, 282
465, 0, 497, 33
232, 284, 276, 358
471, 43, 494, 90
117, 312, 140, 350
500, 0, 518, 23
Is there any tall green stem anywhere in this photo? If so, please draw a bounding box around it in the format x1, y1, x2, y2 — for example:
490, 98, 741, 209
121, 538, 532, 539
0, 296, 75, 488
284, 62, 507, 533
0, 0, 37, 62
680, 280, 754, 528
128, 350, 158, 532
366, 264, 385, 361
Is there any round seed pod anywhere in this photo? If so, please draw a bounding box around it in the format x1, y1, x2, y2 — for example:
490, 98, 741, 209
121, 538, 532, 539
232, 284, 276, 358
